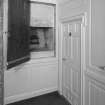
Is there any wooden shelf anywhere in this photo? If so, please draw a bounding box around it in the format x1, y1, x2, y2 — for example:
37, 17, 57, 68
30, 26, 54, 29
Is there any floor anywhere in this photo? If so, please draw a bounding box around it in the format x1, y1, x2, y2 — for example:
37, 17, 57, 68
7, 92, 71, 105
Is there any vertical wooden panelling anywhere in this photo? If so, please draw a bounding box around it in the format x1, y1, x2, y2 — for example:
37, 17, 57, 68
0, 0, 4, 105
84, 0, 105, 105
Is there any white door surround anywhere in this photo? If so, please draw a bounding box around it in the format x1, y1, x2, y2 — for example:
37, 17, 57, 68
58, 13, 87, 105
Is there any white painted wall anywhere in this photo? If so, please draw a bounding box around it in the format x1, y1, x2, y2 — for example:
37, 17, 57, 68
58, 0, 87, 19
4, 0, 59, 104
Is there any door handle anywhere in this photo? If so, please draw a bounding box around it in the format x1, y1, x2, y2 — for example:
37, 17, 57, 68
98, 66, 105, 70
69, 32, 72, 37
62, 58, 67, 61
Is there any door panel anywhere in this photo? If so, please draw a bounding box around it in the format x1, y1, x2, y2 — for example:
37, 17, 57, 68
72, 68, 80, 95
62, 20, 81, 105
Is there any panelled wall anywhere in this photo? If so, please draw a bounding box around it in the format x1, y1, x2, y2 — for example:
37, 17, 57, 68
0, 0, 4, 105
58, 0, 105, 105
85, 0, 105, 105
4, 0, 58, 104
5, 61, 58, 104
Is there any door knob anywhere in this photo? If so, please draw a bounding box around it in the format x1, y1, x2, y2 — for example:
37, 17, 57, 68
62, 58, 67, 61
69, 32, 72, 37
98, 66, 105, 70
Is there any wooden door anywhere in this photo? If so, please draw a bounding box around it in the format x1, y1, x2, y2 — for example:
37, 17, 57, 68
62, 20, 81, 105
0, 0, 4, 104
7, 0, 30, 69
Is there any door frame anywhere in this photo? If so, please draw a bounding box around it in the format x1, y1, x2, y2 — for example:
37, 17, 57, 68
0, 0, 4, 104
3, 0, 8, 104
58, 13, 87, 105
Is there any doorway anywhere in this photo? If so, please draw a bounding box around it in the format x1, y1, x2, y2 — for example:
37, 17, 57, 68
62, 18, 83, 105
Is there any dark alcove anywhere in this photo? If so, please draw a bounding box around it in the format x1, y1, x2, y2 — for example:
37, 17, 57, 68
7, 0, 30, 69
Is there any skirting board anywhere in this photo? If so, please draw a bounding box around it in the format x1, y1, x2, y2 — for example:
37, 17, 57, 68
5, 87, 58, 104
